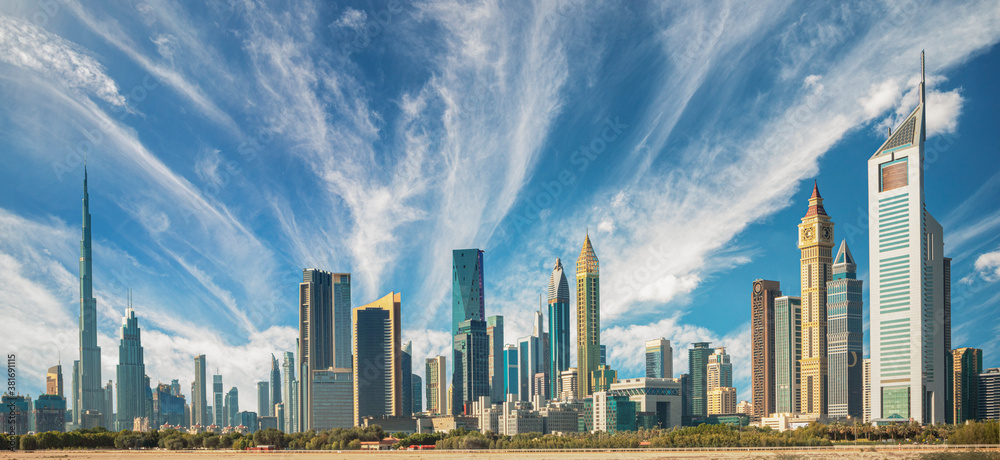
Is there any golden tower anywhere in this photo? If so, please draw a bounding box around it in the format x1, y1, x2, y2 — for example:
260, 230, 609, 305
798, 182, 834, 416
576, 233, 600, 399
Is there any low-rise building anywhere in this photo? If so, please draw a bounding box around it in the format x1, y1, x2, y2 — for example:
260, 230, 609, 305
608, 377, 683, 429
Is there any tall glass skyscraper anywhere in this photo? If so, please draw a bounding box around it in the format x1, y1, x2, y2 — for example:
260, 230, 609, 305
298, 269, 350, 431
401, 341, 413, 416
115, 298, 145, 430
868, 53, 948, 423
827, 240, 864, 418
452, 249, 485, 336
486, 315, 504, 404
257, 381, 270, 417
193, 355, 207, 426
269, 355, 281, 413
645, 338, 672, 379
775, 296, 801, 414
353, 292, 402, 425
548, 258, 571, 399
688, 342, 712, 417
77, 166, 103, 426
281, 351, 296, 433
213, 375, 224, 426
503, 345, 519, 400
576, 234, 600, 399
454, 319, 488, 414
225, 387, 238, 427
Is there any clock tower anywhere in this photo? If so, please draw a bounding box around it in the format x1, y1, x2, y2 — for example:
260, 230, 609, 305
798, 181, 834, 416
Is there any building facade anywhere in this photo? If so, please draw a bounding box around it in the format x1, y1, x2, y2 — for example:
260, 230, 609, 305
608, 377, 683, 428
455, 319, 489, 414
751, 279, 782, 419
708, 387, 737, 415
549, 258, 571, 399
978, 368, 1000, 421
503, 345, 519, 400
401, 341, 413, 417
298, 269, 351, 431
193, 355, 207, 427
828, 241, 864, 419
863, 358, 871, 423
868, 55, 948, 423
576, 235, 601, 399
689, 342, 712, 417
707, 347, 732, 390
412, 374, 422, 413
311, 368, 353, 430
951, 347, 983, 423
115, 303, 145, 430
270, 354, 282, 416
35, 394, 66, 433
798, 182, 834, 416
645, 338, 673, 379
487, 315, 505, 404
77, 167, 103, 426
282, 352, 296, 433
46, 365, 64, 397
426, 355, 447, 415
775, 296, 801, 414
353, 292, 402, 425
257, 381, 270, 417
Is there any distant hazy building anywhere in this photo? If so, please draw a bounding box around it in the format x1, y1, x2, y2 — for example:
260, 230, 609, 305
774, 296, 801, 414
689, 342, 712, 417
978, 368, 1000, 421
401, 341, 413, 417
503, 345, 519, 400
645, 338, 673, 379
213, 375, 224, 426
298, 269, 351, 431
549, 258, 571, 399
592, 365, 617, 393
236, 411, 258, 433
225, 387, 238, 427
517, 312, 546, 402
951, 348, 983, 423
153, 383, 185, 427
353, 292, 402, 425
282, 352, 297, 433
311, 368, 353, 430
257, 382, 270, 417
576, 235, 601, 399
104, 381, 114, 429
270, 354, 282, 413
707, 347, 732, 390
827, 240, 864, 419
47, 365, 64, 397
115, 303, 145, 430
487, 315, 505, 404
560, 368, 578, 401
426, 355, 447, 415
1, 395, 31, 435
751, 279, 782, 419
412, 374, 423, 414
35, 394, 66, 433
193, 355, 208, 426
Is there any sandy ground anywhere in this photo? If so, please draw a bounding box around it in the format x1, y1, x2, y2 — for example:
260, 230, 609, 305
1, 448, 998, 460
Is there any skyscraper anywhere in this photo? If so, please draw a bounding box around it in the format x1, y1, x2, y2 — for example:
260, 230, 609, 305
46, 365, 64, 397
978, 368, 1000, 421
454, 319, 489, 414
257, 382, 270, 417
868, 53, 948, 424
775, 296, 801, 414
270, 354, 281, 413
401, 341, 413, 417
77, 166, 102, 425
310, 368, 353, 430
863, 358, 871, 423
71, 360, 80, 423
751, 279, 781, 418
951, 347, 983, 424
353, 292, 402, 425
104, 380, 114, 428
225, 387, 238, 428
576, 234, 600, 399
689, 342, 712, 417
412, 374, 423, 414
503, 345, 519, 400
282, 351, 296, 433
798, 181, 834, 416
487, 315, 505, 404
115, 300, 145, 430
828, 241, 864, 419
452, 249, 485, 336
707, 347, 732, 390
645, 338, 672, 379
425, 356, 447, 415
298, 269, 350, 431
193, 355, 207, 426
213, 375, 224, 425
548, 258, 571, 399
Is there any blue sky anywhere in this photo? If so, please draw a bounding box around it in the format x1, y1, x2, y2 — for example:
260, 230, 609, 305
1, 1, 999, 414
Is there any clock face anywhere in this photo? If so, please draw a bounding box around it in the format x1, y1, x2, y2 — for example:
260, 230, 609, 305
821, 226, 831, 241
754, 282, 762, 295
801, 227, 814, 242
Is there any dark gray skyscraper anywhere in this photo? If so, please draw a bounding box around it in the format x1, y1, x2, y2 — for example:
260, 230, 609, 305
193, 355, 207, 426
353, 292, 402, 425
401, 341, 413, 417
257, 382, 270, 417
454, 319, 489, 414
225, 387, 238, 428
298, 269, 350, 431
412, 374, 423, 414
548, 258, 570, 399
115, 298, 145, 430
269, 354, 281, 411
77, 166, 103, 425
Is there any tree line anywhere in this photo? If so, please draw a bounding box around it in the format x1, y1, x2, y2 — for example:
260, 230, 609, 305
2, 420, 997, 451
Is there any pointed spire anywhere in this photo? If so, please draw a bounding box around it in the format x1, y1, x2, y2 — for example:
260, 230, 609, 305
920, 50, 925, 105
805, 181, 827, 217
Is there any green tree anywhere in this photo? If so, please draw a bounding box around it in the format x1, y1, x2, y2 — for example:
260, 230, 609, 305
19, 435, 37, 451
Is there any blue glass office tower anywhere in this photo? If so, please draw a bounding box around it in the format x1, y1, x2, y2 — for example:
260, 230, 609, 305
503, 345, 519, 399
115, 298, 145, 430
452, 249, 485, 335
548, 258, 571, 399
77, 166, 103, 426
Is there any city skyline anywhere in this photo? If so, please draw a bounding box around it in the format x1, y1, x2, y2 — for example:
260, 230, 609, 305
2, 1, 1000, 416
